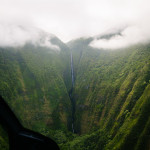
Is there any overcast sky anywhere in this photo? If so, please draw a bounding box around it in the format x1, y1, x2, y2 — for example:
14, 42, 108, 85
0, 0, 150, 48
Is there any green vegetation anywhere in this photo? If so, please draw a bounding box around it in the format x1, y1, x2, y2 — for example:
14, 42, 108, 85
0, 43, 72, 133
67, 41, 150, 149
0, 125, 9, 150
0, 39, 150, 149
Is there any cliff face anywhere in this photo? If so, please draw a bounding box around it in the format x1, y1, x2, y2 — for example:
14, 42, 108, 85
67, 40, 150, 149
0, 38, 150, 150
0, 44, 72, 132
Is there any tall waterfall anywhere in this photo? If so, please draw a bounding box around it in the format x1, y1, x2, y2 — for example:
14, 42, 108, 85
71, 52, 74, 87
70, 52, 75, 133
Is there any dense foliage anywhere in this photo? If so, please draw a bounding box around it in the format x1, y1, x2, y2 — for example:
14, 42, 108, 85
0, 43, 72, 133
67, 40, 150, 150
0, 39, 150, 149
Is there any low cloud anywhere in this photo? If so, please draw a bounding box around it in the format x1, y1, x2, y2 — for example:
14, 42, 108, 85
0, 0, 150, 48
0, 22, 60, 50
88, 0, 150, 49
90, 23, 150, 49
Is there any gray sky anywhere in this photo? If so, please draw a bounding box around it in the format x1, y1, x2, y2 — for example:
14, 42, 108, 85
0, 0, 150, 48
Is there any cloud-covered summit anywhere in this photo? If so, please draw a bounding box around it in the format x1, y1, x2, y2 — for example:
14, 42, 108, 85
90, 23, 150, 50
0, 0, 150, 49
0, 22, 60, 50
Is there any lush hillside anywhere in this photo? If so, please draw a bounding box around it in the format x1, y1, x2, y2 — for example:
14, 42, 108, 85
0, 41, 72, 134
0, 36, 150, 150
63, 40, 150, 150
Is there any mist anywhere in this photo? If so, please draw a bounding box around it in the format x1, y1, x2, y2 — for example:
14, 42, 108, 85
0, 22, 60, 50
0, 0, 150, 49
88, 0, 150, 49
90, 21, 150, 50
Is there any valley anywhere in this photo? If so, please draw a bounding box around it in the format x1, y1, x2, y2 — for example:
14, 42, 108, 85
0, 37, 150, 150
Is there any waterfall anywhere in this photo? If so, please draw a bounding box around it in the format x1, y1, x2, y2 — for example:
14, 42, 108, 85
71, 52, 74, 87
70, 52, 75, 133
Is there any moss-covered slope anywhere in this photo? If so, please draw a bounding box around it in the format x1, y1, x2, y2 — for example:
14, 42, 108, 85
0, 44, 72, 133
0, 38, 150, 150
66, 40, 150, 149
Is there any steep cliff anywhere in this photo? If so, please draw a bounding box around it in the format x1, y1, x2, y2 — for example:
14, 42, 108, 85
64, 40, 150, 150
0, 37, 150, 150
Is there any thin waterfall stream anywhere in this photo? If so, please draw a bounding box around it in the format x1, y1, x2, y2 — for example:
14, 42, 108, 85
71, 52, 74, 87
70, 52, 75, 133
